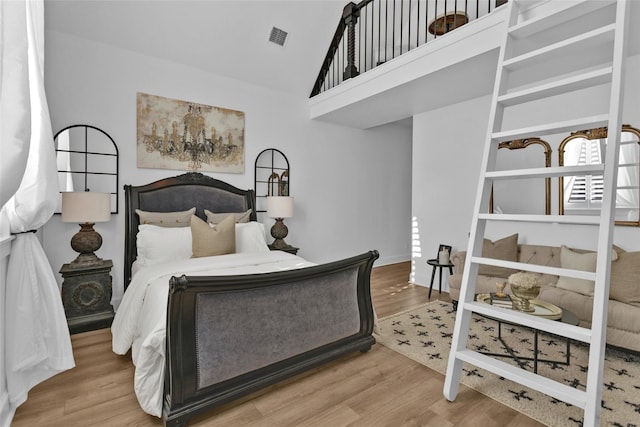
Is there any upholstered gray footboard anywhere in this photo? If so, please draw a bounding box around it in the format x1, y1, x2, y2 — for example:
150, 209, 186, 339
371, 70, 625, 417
163, 250, 379, 427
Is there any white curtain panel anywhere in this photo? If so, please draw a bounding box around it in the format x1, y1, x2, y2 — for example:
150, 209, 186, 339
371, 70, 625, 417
0, 1, 75, 425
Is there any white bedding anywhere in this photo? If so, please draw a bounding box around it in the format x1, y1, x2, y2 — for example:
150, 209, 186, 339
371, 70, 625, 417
111, 251, 315, 417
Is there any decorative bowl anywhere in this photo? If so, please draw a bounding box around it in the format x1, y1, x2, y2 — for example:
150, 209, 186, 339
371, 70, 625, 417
508, 272, 541, 313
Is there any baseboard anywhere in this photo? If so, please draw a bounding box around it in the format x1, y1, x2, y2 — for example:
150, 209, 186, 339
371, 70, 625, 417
374, 254, 411, 267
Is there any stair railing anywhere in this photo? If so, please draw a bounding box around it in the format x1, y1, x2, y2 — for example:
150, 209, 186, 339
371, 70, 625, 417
310, 0, 508, 97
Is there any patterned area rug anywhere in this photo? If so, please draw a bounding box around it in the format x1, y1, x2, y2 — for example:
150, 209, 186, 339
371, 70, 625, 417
374, 301, 640, 427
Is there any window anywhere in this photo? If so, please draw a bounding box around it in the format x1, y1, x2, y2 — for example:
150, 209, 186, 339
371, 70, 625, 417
566, 139, 603, 207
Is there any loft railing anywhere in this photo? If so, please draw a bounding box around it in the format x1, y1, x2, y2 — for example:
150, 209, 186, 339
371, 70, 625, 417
310, 0, 507, 97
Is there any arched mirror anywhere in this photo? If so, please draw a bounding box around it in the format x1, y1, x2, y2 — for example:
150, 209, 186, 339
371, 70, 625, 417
54, 125, 119, 214
254, 148, 289, 213
490, 137, 552, 214
559, 125, 640, 226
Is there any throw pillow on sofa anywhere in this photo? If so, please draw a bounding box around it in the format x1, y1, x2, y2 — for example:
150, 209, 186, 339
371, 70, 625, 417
478, 233, 520, 278
556, 245, 597, 296
610, 251, 640, 306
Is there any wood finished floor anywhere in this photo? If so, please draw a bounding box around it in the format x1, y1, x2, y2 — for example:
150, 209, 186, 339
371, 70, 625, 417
12, 262, 543, 426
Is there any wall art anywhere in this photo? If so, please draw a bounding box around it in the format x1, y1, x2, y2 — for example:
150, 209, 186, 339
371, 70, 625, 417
136, 92, 245, 173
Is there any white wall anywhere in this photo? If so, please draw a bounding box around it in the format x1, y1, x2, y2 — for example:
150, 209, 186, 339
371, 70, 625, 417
42, 31, 412, 308
411, 54, 640, 291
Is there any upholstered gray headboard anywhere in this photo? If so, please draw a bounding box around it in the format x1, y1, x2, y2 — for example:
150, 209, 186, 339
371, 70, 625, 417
123, 172, 256, 290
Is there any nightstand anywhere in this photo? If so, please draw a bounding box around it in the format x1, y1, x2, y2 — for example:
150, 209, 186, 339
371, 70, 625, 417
59, 260, 114, 334
268, 244, 299, 255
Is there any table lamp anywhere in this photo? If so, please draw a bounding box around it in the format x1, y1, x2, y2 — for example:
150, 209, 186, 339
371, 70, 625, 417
266, 196, 294, 250
61, 191, 111, 268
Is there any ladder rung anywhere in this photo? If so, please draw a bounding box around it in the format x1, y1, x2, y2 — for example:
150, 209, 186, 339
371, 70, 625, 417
497, 67, 612, 107
492, 114, 609, 141
508, 0, 615, 39
470, 256, 597, 281
462, 301, 592, 343
478, 213, 601, 225
486, 164, 605, 180
503, 24, 615, 72
455, 349, 588, 408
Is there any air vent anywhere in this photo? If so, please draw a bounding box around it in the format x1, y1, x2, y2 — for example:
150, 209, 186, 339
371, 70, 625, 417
269, 27, 288, 47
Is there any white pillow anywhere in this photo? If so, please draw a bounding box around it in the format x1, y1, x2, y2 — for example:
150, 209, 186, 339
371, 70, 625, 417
137, 224, 192, 266
235, 222, 270, 253
136, 221, 270, 264
556, 245, 597, 296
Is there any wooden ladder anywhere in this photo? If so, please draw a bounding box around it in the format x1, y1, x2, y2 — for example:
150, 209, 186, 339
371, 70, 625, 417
443, 1, 630, 425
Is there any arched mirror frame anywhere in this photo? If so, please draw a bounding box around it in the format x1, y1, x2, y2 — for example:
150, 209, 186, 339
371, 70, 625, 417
559, 124, 640, 226
254, 148, 290, 213
54, 124, 119, 214
490, 137, 552, 214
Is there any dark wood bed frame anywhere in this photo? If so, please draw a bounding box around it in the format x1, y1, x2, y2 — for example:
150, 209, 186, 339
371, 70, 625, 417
124, 172, 378, 426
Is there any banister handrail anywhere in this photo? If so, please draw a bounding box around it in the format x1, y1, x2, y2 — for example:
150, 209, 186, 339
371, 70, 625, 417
310, 5, 350, 98
310, 0, 508, 98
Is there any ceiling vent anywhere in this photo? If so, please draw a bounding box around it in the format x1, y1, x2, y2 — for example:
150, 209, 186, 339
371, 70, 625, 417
269, 27, 288, 47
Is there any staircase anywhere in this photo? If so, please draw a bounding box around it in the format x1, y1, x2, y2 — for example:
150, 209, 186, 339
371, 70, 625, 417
442, 1, 630, 426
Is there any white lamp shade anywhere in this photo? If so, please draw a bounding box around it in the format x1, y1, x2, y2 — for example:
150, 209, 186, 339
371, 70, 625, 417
61, 192, 111, 223
266, 196, 294, 218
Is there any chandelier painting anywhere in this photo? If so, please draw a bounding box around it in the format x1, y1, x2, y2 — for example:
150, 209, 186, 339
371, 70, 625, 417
136, 92, 245, 173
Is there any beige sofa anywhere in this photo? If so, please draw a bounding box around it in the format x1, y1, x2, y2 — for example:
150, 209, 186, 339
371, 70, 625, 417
448, 243, 640, 353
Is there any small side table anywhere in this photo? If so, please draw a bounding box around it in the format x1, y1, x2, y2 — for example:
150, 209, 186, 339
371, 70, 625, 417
426, 259, 454, 299
268, 244, 299, 255
60, 260, 114, 334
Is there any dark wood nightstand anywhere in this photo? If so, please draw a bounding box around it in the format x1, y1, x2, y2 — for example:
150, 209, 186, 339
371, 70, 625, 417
59, 259, 115, 334
268, 244, 299, 255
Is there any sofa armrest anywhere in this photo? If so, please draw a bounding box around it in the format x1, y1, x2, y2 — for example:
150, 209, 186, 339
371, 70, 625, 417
451, 251, 466, 275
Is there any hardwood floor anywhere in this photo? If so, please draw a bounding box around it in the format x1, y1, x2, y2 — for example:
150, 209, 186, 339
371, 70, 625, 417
12, 261, 542, 426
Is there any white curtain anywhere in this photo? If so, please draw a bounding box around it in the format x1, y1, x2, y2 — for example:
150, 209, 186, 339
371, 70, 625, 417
0, 1, 75, 425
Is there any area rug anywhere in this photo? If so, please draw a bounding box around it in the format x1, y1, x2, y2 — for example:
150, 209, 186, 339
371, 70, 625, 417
374, 301, 640, 427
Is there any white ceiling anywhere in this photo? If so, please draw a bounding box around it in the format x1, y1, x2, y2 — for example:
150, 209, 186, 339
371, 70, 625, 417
45, 0, 347, 97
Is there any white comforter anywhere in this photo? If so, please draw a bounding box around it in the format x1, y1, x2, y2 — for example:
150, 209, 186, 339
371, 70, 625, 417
111, 251, 315, 417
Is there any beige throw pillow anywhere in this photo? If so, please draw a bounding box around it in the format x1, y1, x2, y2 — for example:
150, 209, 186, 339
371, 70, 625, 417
205, 209, 251, 224
136, 207, 195, 227
477, 233, 519, 278
191, 215, 236, 257
610, 251, 640, 305
556, 245, 597, 296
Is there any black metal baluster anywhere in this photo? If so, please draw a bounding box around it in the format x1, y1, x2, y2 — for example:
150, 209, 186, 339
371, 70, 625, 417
425, 0, 429, 43
465, 0, 468, 25
400, 0, 403, 54
377, 0, 381, 65
358, 14, 362, 73
408, 0, 412, 52
444, 0, 448, 35
370, 2, 374, 70
416, 0, 420, 49
453, 0, 457, 35
385, 0, 388, 62
392, 0, 396, 58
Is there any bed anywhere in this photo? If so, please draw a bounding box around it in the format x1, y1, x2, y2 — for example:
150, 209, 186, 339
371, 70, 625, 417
112, 172, 378, 427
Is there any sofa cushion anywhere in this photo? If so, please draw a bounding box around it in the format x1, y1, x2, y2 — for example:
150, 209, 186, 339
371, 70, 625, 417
610, 251, 640, 306
556, 245, 597, 296
517, 244, 560, 285
478, 233, 520, 278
